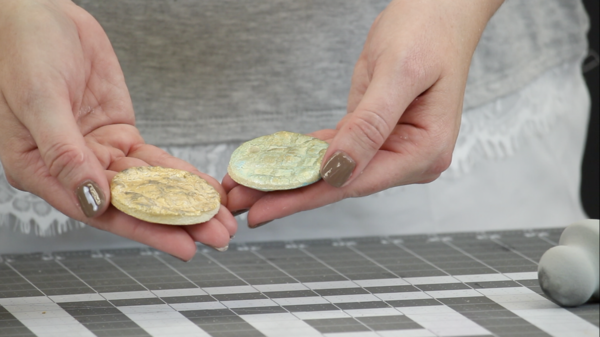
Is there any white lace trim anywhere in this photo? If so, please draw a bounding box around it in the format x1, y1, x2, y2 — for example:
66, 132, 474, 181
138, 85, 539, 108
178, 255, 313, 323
446, 61, 582, 179
0, 61, 584, 235
0, 171, 84, 236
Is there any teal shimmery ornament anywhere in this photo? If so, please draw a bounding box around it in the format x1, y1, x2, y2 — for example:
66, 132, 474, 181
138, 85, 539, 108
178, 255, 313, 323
228, 131, 329, 191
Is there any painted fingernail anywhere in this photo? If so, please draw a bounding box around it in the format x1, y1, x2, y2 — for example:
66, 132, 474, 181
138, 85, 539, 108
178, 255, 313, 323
76, 180, 105, 218
232, 209, 249, 217
250, 220, 272, 229
320, 151, 356, 188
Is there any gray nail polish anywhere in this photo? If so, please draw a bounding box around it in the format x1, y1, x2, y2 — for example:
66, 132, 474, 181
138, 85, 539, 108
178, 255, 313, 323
76, 180, 104, 218
320, 151, 356, 188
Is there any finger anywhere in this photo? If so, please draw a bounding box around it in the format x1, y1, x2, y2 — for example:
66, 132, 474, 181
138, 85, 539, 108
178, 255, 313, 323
129, 144, 227, 204
184, 214, 232, 251
346, 54, 370, 115
0, 100, 106, 220
86, 124, 144, 158
89, 205, 197, 261
241, 181, 346, 228
222, 174, 239, 194
242, 148, 426, 228
9, 153, 95, 222
8, 90, 110, 219
85, 139, 127, 169
226, 185, 267, 214
306, 129, 337, 142
213, 205, 238, 238
107, 157, 150, 173
320, 63, 428, 189
0, 98, 33, 192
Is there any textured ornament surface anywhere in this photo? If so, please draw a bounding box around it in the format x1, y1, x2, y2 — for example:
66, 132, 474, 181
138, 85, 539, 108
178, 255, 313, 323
228, 131, 329, 191
110, 166, 220, 225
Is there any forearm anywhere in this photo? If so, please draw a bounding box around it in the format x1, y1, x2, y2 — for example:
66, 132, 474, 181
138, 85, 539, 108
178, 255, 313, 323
378, 0, 505, 61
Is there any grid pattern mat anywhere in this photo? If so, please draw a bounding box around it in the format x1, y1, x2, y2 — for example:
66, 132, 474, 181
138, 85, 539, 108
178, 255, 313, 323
0, 228, 598, 337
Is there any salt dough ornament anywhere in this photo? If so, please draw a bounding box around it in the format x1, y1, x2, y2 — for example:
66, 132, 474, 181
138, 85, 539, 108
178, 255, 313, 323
110, 166, 221, 225
538, 219, 599, 307
228, 131, 329, 191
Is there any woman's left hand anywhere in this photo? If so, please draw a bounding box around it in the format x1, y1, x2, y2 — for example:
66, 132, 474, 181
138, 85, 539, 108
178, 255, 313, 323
224, 0, 503, 227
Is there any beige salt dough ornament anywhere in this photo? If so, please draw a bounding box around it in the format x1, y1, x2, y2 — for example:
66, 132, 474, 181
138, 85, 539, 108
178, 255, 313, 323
228, 131, 329, 191
110, 166, 221, 225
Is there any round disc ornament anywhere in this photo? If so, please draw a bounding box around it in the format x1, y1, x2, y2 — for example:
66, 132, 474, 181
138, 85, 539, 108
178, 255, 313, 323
228, 131, 329, 191
110, 166, 220, 225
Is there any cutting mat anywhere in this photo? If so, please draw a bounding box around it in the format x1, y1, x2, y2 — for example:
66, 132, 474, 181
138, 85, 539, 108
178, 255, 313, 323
1, 228, 598, 337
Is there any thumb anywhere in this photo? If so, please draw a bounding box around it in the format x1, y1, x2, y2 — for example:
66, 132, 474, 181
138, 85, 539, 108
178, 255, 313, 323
17, 94, 109, 219
320, 67, 420, 188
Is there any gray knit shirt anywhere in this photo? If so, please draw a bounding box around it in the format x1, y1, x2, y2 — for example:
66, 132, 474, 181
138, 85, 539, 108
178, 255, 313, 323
73, 0, 589, 146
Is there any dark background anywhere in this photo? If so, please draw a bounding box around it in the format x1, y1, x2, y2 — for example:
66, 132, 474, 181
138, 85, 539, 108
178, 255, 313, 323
582, 0, 599, 219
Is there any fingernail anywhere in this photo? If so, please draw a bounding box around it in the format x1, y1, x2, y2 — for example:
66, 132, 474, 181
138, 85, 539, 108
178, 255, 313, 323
232, 209, 249, 217
170, 254, 192, 263
250, 220, 272, 229
76, 180, 105, 218
211, 245, 228, 252
320, 151, 356, 188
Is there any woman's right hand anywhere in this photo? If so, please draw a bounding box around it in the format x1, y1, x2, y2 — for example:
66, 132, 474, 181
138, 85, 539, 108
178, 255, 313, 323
0, 0, 236, 260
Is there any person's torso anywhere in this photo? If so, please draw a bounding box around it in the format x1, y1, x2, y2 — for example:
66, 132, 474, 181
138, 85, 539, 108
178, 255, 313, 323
74, 0, 589, 146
